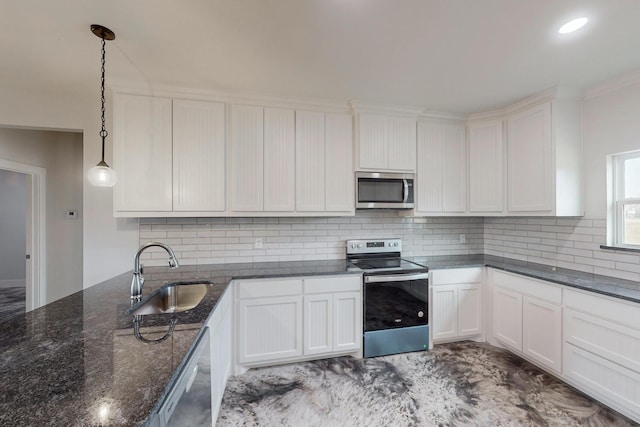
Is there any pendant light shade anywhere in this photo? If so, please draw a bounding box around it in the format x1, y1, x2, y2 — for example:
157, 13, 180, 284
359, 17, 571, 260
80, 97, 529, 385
88, 162, 118, 186
89, 24, 117, 187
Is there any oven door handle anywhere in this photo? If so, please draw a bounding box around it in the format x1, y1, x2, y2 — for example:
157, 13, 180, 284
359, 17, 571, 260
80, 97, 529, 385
365, 272, 429, 283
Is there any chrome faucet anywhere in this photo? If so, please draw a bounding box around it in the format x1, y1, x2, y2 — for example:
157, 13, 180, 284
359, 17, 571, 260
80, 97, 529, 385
131, 242, 180, 299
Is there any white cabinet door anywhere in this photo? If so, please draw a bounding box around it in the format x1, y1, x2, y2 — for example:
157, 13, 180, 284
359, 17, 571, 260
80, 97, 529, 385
114, 94, 173, 212
296, 110, 326, 211
333, 291, 361, 352
388, 117, 417, 171
358, 114, 387, 170
492, 286, 523, 351
237, 295, 303, 364
522, 295, 562, 373
357, 113, 416, 172
325, 113, 354, 213
458, 283, 482, 337
468, 120, 504, 213
209, 289, 232, 421
416, 121, 466, 214
507, 102, 552, 213
432, 285, 458, 341
264, 107, 295, 211
304, 294, 333, 355
172, 99, 226, 212
229, 104, 264, 211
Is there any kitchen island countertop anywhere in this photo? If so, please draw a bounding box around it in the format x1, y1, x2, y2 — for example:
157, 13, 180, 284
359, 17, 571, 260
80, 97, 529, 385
1, 255, 639, 426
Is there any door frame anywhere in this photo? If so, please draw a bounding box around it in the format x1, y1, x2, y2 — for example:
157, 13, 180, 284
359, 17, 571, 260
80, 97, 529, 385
0, 158, 46, 311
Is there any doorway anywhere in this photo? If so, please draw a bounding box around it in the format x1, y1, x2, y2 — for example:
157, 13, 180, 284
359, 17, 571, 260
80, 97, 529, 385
0, 159, 46, 317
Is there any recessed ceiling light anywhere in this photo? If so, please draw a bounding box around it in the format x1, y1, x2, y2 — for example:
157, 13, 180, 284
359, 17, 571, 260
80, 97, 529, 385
558, 17, 588, 34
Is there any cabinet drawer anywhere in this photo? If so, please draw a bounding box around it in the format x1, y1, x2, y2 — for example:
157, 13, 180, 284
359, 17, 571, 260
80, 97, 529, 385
237, 279, 302, 299
564, 343, 640, 421
565, 289, 640, 330
304, 275, 361, 294
431, 268, 483, 285
564, 308, 640, 374
493, 270, 561, 304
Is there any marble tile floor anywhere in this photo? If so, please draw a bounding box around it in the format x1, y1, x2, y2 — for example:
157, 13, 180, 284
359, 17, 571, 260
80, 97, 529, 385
0, 286, 25, 324
218, 341, 639, 427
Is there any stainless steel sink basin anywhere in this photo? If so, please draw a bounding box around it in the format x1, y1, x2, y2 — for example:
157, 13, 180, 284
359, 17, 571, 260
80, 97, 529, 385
128, 282, 211, 316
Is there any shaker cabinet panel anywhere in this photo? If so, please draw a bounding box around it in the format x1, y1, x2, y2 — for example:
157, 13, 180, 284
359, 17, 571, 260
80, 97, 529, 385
333, 291, 362, 352
264, 107, 296, 212
507, 102, 553, 213
296, 111, 326, 211
493, 286, 523, 351
172, 99, 226, 212
523, 295, 562, 373
304, 294, 333, 355
229, 104, 264, 211
468, 120, 504, 213
114, 94, 173, 212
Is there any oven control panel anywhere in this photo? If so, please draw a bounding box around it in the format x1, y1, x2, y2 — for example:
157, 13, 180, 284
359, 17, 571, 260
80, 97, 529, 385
346, 238, 402, 255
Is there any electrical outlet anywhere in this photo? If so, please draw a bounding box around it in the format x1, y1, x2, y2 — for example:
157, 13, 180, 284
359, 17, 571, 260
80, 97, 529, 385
459, 234, 466, 244
254, 238, 263, 249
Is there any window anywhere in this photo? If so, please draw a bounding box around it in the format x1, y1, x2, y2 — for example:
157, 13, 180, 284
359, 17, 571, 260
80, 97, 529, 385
611, 151, 640, 248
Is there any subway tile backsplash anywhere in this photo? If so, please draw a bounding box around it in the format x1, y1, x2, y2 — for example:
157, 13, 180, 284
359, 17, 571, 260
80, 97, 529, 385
139, 213, 640, 282
139, 211, 484, 265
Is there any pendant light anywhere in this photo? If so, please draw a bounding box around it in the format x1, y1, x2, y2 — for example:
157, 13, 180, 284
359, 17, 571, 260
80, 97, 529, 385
88, 24, 117, 187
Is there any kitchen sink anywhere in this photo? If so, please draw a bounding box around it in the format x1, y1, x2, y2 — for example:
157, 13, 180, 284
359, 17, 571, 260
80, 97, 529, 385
128, 282, 211, 316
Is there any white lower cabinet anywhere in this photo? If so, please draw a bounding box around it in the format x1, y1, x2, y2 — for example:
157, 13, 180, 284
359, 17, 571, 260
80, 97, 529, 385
237, 275, 362, 367
431, 268, 483, 343
563, 289, 640, 422
491, 270, 562, 374
208, 288, 233, 422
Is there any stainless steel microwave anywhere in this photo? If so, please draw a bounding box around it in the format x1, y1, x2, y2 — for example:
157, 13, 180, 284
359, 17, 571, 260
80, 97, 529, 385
356, 172, 415, 209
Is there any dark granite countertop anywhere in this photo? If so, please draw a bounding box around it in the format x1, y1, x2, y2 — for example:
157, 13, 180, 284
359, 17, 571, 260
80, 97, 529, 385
408, 255, 640, 304
0, 259, 358, 427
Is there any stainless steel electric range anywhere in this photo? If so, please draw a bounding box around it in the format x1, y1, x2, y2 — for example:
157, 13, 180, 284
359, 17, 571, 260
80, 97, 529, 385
347, 238, 429, 358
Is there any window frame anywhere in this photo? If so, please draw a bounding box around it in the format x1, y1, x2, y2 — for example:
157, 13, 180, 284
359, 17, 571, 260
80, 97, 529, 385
611, 150, 640, 249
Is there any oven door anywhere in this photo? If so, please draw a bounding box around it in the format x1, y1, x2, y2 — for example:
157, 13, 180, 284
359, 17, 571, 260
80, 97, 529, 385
363, 271, 429, 357
364, 272, 429, 331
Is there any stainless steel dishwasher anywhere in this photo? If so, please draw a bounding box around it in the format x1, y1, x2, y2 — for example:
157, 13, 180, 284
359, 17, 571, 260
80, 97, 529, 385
156, 327, 212, 426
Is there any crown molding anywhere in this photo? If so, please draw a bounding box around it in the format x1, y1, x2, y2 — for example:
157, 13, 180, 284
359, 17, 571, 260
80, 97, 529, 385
583, 68, 640, 100
349, 100, 423, 117
108, 80, 352, 113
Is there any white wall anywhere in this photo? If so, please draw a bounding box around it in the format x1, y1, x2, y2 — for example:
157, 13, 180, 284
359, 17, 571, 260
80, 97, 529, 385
583, 71, 640, 218
0, 86, 138, 289
0, 169, 27, 286
0, 128, 85, 302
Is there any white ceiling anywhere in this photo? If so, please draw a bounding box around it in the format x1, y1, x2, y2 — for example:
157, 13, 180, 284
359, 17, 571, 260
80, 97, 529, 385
2, 0, 640, 115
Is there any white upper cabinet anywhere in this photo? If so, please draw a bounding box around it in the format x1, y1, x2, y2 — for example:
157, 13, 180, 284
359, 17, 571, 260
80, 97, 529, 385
296, 111, 326, 212
114, 94, 226, 215
264, 108, 296, 212
468, 119, 504, 214
325, 113, 355, 213
416, 121, 466, 215
114, 94, 173, 213
229, 104, 265, 212
296, 111, 354, 214
356, 113, 416, 172
507, 102, 553, 213
173, 99, 226, 212
506, 95, 583, 216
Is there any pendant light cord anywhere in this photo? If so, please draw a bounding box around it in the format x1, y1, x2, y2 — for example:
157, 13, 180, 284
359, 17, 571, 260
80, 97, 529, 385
99, 37, 107, 164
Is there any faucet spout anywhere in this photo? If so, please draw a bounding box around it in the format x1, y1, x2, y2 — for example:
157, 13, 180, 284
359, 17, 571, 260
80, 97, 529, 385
131, 242, 180, 299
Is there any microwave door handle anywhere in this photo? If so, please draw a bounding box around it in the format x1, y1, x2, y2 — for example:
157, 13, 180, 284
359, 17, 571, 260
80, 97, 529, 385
365, 272, 429, 283
402, 179, 409, 203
